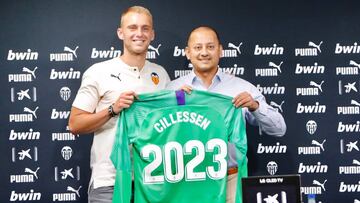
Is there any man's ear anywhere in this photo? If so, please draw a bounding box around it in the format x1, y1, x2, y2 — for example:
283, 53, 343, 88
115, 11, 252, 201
219, 44, 223, 58
185, 46, 190, 60
117, 28, 124, 40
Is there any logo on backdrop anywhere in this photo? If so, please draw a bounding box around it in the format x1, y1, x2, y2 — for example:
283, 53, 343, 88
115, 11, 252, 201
301, 179, 327, 195
306, 120, 317, 135
257, 143, 287, 154
10, 167, 40, 183
11, 147, 38, 162
339, 181, 360, 193
54, 166, 81, 181
337, 100, 360, 115
61, 146, 73, 160
335, 42, 360, 54
338, 80, 359, 95
91, 47, 121, 59
147, 44, 161, 59
339, 159, 360, 175
340, 140, 360, 154
10, 189, 41, 201
256, 83, 285, 95
10, 87, 37, 102
50, 68, 81, 80
296, 81, 324, 96
52, 186, 82, 201
255, 61, 283, 77
256, 192, 288, 203
9, 128, 40, 141
8, 67, 38, 82
9, 106, 39, 122
298, 139, 326, 155
52, 126, 77, 141
219, 64, 245, 76
7, 49, 39, 61
295, 62, 325, 74
296, 102, 326, 114
50, 46, 79, 61
294, 41, 322, 56
336, 60, 360, 75
298, 162, 328, 174
338, 121, 360, 133
270, 101, 284, 113
173, 42, 242, 57
266, 161, 278, 175
59, 87, 71, 101
254, 44, 284, 55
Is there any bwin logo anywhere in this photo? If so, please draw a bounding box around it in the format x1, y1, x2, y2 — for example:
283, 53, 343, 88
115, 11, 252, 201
270, 101, 284, 113
336, 60, 360, 75
9, 128, 40, 141
254, 44, 284, 55
52, 186, 82, 201
296, 102, 326, 114
339, 159, 360, 175
296, 80, 324, 96
338, 81, 358, 95
173, 46, 185, 57
91, 47, 121, 59
51, 109, 70, 119
11, 147, 38, 162
301, 179, 327, 194
50, 68, 81, 80
10, 189, 41, 201
8, 66, 38, 82
298, 162, 328, 174
294, 41, 322, 56
256, 192, 287, 203
256, 83, 285, 95
295, 62, 325, 74
10, 167, 40, 183
9, 106, 39, 122
50, 46, 79, 61
222, 42, 242, 57
7, 49, 38, 61
338, 121, 360, 133
219, 64, 244, 76
337, 100, 360, 115
257, 142, 287, 154
255, 61, 283, 77
10, 87, 37, 102
335, 42, 360, 54
298, 139, 325, 155
147, 44, 161, 59
339, 181, 360, 193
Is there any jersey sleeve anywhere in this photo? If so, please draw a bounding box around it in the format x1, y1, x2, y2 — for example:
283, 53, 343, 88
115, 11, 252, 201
110, 112, 132, 203
227, 108, 248, 203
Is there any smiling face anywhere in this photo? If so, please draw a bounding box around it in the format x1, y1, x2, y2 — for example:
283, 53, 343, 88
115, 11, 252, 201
185, 27, 222, 73
118, 11, 154, 56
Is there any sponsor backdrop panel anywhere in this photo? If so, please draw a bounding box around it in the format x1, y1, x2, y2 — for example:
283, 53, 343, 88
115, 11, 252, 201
1, 0, 360, 202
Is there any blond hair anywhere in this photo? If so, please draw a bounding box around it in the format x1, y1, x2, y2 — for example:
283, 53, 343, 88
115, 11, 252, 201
120, 6, 153, 27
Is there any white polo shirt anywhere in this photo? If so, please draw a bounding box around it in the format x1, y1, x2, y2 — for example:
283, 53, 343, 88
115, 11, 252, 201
72, 57, 170, 189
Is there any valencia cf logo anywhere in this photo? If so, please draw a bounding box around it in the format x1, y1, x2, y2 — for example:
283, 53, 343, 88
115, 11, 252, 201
151, 72, 159, 85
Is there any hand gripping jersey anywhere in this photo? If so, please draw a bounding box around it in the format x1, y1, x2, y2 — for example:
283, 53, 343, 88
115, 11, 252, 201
111, 90, 247, 203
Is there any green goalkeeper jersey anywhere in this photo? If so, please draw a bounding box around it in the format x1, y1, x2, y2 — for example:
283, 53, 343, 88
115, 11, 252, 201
111, 90, 247, 203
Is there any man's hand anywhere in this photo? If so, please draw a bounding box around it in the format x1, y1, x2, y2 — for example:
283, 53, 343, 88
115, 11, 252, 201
112, 91, 138, 114
180, 85, 193, 94
232, 92, 259, 111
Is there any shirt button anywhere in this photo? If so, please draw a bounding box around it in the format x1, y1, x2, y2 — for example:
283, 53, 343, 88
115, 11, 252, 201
138, 76, 140, 79
133, 69, 136, 71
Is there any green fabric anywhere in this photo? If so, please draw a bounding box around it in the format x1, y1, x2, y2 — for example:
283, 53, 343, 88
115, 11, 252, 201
111, 90, 247, 203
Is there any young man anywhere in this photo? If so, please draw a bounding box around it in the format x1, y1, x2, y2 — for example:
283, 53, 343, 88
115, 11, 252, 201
167, 26, 286, 203
68, 6, 170, 203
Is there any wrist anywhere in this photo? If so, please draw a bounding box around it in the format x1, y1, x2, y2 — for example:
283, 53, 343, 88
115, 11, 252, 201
108, 104, 119, 117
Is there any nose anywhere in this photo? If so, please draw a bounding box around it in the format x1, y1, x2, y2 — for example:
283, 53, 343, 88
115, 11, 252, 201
200, 47, 209, 57
135, 28, 143, 37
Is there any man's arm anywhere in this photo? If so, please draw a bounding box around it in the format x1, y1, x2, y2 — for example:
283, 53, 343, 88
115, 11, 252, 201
232, 92, 286, 137
68, 91, 137, 135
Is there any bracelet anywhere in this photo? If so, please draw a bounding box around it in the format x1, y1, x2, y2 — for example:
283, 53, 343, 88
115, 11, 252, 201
108, 104, 118, 117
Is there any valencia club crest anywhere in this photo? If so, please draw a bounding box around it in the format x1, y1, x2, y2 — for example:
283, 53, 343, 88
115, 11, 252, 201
151, 72, 159, 85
